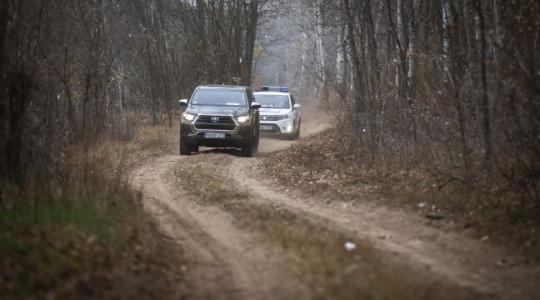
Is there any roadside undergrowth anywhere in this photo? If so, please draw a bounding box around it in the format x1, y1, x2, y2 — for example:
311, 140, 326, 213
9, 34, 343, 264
261, 129, 540, 258
0, 120, 183, 299
171, 159, 483, 300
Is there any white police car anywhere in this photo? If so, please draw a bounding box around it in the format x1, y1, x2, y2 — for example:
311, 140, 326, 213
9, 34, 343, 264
254, 87, 301, 139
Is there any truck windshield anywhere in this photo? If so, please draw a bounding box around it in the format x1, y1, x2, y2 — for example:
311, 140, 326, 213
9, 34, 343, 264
191, 88, 247, 107
255, 95, 290, 109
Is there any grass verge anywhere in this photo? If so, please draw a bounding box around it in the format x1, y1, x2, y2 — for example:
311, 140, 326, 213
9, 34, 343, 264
0, 121, 183, 299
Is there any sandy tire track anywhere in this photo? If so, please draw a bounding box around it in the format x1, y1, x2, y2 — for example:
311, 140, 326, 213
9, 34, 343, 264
223, 150, 540, 300
131, 155, 306, 300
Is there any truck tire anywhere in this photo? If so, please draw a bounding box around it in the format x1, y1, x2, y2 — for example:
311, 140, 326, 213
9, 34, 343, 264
180, 142, 191, 155
242, 128, 258, 157
241, 143, 254, 157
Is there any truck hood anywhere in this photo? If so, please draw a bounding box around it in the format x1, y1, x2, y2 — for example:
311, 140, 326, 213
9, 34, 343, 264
186, 105, 249, 116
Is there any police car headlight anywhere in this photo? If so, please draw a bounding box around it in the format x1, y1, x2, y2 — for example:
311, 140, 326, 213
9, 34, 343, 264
237, 115, 250, 123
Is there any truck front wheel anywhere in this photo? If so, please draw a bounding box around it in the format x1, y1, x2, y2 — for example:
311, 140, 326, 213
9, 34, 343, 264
180, 142, 191, 155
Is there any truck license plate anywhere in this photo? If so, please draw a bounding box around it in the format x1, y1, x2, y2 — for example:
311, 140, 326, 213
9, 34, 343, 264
204, 132, 225, 139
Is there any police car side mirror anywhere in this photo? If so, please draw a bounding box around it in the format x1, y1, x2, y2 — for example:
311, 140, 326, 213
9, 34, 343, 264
251, 102, 261, 109
293, 104, 301, 109
179, 99, 188, 106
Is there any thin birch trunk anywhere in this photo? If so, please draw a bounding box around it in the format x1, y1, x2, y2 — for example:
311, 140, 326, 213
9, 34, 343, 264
475, 0, 493, 164
441, 0, 452, 88
406, 0, 420, 142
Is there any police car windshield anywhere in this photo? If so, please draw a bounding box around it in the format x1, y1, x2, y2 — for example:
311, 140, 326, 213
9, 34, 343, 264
255, 95, 290, 109
191, 88, 247, 107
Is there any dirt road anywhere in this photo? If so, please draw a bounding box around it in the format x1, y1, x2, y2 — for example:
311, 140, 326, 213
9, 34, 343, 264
131, 113, 539, 300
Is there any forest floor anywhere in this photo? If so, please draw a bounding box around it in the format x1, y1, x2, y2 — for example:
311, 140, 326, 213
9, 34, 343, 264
130, 107, 540, 300
0, 120, 192, 300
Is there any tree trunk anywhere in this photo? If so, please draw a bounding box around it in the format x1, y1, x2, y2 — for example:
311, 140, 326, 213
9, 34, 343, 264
6, 72, 31, 184
336, 22, 346, 89
242, 0, 259, 86
474, 0, 493, 165
441, 0, 452, 89
342, 0, 364, 113
316, 0, 327, 96
406, 0, 421, 141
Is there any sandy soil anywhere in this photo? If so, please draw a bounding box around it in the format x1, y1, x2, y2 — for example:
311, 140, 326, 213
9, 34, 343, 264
132, 156, 308, 300
227, 157, 540, 299
130, 109, 539, 300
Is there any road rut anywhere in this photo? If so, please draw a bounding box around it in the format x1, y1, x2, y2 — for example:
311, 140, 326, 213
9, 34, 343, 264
130, 112, 539, 300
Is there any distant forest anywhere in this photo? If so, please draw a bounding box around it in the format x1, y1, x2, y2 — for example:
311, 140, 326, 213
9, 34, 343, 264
1, 0, 538, 207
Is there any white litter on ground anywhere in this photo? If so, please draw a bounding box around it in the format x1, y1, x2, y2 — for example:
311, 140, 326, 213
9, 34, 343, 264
344, 241, 357, 252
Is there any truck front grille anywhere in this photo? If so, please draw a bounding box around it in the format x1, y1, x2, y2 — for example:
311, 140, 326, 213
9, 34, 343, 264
194, 115, 236, 130
260, 115, 283, 121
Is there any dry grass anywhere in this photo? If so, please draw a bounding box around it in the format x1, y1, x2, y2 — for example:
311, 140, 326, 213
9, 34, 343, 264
261, 129, 540, 258
84, 122, 177, 174
0, 120, 185, 300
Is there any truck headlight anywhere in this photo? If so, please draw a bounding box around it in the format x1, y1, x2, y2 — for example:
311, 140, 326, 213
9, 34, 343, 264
182, 112, 196, 122
237, 115, 250, 123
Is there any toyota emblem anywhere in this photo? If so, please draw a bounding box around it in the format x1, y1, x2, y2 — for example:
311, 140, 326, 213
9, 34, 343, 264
210, 116, 220, 123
